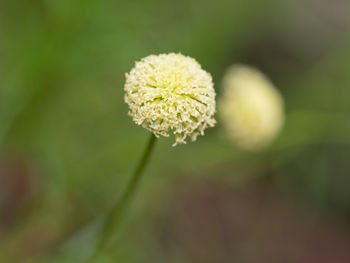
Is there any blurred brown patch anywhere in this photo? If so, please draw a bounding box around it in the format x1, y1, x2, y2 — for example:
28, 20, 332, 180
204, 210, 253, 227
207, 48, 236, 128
0, 150, 36, 235
162, 183, 350, 263
0, 150, 64, 260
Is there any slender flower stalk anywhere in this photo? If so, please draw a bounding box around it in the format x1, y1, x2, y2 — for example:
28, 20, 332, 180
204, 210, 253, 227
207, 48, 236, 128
90, 53, 215, 261
90, 134, 156, 261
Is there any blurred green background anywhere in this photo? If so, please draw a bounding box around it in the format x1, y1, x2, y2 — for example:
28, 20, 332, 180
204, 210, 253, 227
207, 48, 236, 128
1, 0, 350, 262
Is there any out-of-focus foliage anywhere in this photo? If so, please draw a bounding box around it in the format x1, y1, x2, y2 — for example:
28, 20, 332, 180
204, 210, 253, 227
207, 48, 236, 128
1, 0, 350, 262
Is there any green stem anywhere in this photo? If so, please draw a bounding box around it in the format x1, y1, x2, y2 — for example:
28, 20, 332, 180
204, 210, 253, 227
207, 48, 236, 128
90, 134, 157, 261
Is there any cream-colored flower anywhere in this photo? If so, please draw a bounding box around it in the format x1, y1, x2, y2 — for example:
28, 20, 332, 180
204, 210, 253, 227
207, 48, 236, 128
124, 53, 216, 146
219, 65, 284, 150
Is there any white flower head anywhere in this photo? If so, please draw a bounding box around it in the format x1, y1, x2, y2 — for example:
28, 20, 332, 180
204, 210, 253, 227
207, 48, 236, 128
125, 53, 216, 146
219, 65, 284, 151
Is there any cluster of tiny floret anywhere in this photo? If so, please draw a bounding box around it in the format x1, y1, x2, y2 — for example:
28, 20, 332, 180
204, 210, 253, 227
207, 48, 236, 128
124, 53, 216, 146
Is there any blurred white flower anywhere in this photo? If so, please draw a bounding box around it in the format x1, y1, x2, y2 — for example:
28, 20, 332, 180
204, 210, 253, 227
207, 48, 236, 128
219, 65, 284, 150
125, 53, 216, 146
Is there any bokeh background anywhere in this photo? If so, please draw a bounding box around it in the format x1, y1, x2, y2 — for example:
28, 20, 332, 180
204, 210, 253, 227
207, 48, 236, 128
1, 0, 350, 262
